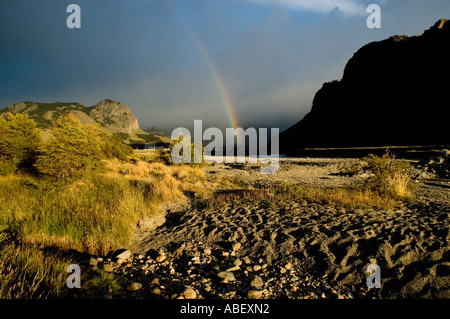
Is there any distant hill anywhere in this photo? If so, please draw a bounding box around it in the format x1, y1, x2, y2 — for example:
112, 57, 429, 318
280, 19, 450, 154
0, 99, 167, 144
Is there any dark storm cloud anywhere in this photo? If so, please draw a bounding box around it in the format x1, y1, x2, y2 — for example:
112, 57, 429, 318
1, 0, 450, 132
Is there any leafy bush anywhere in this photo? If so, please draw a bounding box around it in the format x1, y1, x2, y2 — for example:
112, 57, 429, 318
362, 151, 414, 199
102, 132, 133, 161
0, 113, 41, 174
168, 135, 209, 167
34, 113, 105, 180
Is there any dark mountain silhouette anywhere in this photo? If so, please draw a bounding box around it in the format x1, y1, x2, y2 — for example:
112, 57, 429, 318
280, 19, 450, 154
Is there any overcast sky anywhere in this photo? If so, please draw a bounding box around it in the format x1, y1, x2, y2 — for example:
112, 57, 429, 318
1, 0, 449, 132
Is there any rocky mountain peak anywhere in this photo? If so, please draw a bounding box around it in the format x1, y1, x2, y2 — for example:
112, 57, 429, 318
89, 99, 140, 133
280, 19, 450, 152
1, 99, 141, 135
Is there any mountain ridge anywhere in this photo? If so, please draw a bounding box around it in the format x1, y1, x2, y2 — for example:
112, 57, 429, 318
280, 19, 450, 153
0, 99, 166, 144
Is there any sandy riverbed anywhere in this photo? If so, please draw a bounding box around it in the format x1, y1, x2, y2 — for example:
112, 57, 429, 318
125, 158, 449, 299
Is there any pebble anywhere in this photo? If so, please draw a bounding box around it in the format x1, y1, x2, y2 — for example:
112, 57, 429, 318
126, 282, 142, 292
89, 258, 98, 267
247, 290, 263, 299
233, 258, 242, 266
150, 278, 160, 285
152, 288, 161, 295
232, 242, 241, 252
204, 248, 212, 255
253, 265, 262, 272
226, 265, 240, 272
156, 254, 166, 263
243, 256, 251, 264
284, 262, 292, 270
217, 271, 235, 283
116, 250, 132, 260
251, 276, 264, 288
183, 287, 197, 299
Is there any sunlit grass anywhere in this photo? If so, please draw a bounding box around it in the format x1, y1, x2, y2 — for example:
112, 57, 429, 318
0, 233, 71, 299
0, 160, 212, 255
207, 184, 401, 210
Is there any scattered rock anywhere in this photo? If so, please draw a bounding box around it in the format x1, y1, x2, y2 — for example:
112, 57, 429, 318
156, 254, 166, 263
150, 278, 160, 285
204, 248, 212, 255
251, 276, 264, 288
247, 290, 263, 299
233, 258, 242, 266
284, 262, 292, 270
152, 288, 161, 295
253, 265, 262, 272
126, 282, 142, 292
232, 242, 241, 252
183, 287, 197, 299
217, 271, 235, 283
116, 250, 132, 260
226, 265, 240, 272
89, 258, 98, 267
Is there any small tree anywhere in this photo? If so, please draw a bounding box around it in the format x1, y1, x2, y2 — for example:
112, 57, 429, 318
102, 133, 133, 161
168, 134, 207, 167
35, 113, 104, 180
0, 113, 41, 174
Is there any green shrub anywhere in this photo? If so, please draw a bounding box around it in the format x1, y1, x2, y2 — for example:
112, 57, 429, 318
0, 113, 41, 174
34, 114, 104, 180
102, 133, 133, 161
0, 160, 18, 176
168, 135, 209, 167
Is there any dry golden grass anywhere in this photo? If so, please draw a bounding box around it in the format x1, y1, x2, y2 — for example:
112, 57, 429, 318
207, 184, 400, 210
0, 233, 71, 299
0, 160, 217, 255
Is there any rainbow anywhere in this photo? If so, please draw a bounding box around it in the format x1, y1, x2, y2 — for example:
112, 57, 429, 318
164, 1, 239, 129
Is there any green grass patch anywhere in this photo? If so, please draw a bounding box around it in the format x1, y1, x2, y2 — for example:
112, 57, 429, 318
0, 172, 179, 255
